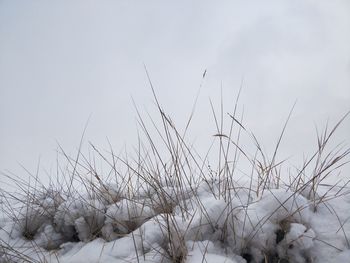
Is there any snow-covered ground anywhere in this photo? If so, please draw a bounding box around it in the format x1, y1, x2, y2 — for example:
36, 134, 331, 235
1, 106, 349, 263
1, 177, 349, 263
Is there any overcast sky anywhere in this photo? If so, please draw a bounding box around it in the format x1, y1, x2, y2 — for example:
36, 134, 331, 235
1, 0, 349, 184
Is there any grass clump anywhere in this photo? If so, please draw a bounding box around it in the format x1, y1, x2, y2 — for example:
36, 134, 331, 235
0, 88, 349, 263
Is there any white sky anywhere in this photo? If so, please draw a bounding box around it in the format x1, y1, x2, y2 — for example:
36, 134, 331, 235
0, 0, 349, 183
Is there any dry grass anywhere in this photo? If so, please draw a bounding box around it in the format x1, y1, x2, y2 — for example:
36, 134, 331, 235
0, 87, 349, 263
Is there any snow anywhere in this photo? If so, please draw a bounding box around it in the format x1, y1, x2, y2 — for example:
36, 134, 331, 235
186, 240, 244, 263
54, 198, 105, 242
1, 181, 349, 262
102, 199, 155, 240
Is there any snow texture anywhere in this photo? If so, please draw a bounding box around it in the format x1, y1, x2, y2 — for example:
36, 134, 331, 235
1, 183, 350, 263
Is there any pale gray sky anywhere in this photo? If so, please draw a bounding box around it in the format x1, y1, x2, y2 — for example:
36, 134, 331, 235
1, 0, 349, 183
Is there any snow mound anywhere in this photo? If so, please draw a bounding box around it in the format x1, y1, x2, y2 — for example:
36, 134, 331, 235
54, 198, 105, 242
1, 183, 349, 263
102, 198, 155, 240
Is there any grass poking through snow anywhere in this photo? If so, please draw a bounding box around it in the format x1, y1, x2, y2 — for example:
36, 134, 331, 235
1, 91, 349, 263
